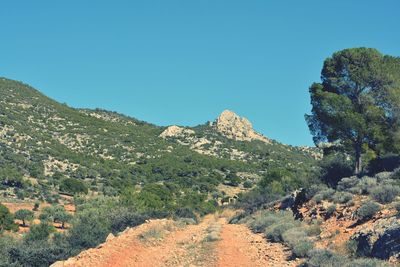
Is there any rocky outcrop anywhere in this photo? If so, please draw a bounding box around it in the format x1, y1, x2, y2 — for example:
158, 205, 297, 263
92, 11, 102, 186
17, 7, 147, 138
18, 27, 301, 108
212, 110, 270, 143
159, 125, 195, 138
350, 217, 400, 260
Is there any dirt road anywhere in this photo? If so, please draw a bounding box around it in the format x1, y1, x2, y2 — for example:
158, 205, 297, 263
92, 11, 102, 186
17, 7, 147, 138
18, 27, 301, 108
53, 215, 298, 267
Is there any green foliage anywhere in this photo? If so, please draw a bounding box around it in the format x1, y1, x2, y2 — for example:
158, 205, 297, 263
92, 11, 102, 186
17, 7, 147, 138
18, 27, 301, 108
356, 201, 381, 221
319, 154, 353, 187
0, 203, 18, 232
39, 205, 72, 229
394, 202, 400, 214
247, 211, 314, 258
108, 208, 148, 234
305, 249, 346, 267
325, 205, 336, 219
332, 192, 353, 204
306, 48, 400, 174
67, 208, 110, 253
0, 166, 24, 188
59, 178, 88, 195
282, 227, 313, 257
33, 201, 40, 211
14, 209, 34, 227
25, 222, 55, 243
370, 184, 400, 204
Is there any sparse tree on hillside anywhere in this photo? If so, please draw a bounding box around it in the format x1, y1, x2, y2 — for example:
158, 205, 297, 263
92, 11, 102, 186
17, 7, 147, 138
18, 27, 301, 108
15, 209, 34, 227
306, 48, 399, 174
39, 205, 72, 229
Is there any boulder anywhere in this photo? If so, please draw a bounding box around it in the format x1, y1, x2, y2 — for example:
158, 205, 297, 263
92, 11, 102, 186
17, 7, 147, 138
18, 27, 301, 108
351, 217, 400, 260
212, 110, 270, 143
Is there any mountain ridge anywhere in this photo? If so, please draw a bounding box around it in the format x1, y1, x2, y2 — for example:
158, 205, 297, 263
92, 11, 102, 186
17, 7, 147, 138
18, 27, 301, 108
0, 77, 318, 206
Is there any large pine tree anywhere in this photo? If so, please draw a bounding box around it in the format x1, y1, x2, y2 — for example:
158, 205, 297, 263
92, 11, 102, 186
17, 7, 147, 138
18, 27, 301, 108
306, 48, 399, 174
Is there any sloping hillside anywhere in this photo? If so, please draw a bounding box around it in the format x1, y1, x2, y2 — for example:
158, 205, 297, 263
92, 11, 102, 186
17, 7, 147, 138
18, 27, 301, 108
0, 77, 318, 206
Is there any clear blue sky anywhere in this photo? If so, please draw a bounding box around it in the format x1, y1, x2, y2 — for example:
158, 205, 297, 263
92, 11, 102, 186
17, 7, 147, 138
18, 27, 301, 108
1, 1, 399, 146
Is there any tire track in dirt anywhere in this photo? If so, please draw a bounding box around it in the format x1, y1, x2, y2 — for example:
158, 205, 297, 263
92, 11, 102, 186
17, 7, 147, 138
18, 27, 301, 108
216, 219, 300, 267
52, 215, 300, 267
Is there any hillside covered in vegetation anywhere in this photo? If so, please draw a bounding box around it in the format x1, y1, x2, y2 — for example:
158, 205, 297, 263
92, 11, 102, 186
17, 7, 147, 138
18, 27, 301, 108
1, 47, 400, 267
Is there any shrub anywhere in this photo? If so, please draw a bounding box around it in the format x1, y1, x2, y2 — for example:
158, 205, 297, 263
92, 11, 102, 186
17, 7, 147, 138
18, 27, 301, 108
243, 180, 253, 189
356, 177, 378, 195
67, 209, 110, 253
265, 222, 298, 242
24, 223, 55, 243
306, 249, 346, 267
348, 258, 389, 267
367, 154, 400, 174
319, 155, 353, 187
292, 239, 313, 258
174, 207, 197, 222
7, 240, 69, 267
109, 208, 148, 234
313, 194, 323, 204
319, 188, 335, 201
337, 176, 359, 192
249, 212, 281, 233
33, 201, 40, 211
370, 185, 400, 204
356, 201, 380, 221
306, 223, 321, 236
332, 192, 353, 204
0, 204, 18, 232
282, 227, 313, 257
248, 211, 294, 234
394, 202, 400, 214
0, 235, 18, 266
59, 178, 88, 195
325, 205, 336, 219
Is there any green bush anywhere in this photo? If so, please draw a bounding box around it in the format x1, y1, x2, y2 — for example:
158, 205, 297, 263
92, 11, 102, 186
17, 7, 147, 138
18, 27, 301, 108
305, 249, 346, 267
337, 176, 359, 192
320, 188, 335, 201
332, 192, 353, 204
292, 239, 313, 258
108, 208, 148, 234
174, 207, 197, 222
370, 185, 400, 204
356, 177, 378, 195
325, 204, 336, 219
265, 222, 298, 242
282, 227, 313, 257
67, 209, 110, 253
59, 178, 88, 195
248, 211, 294, 234
394, 202, 400, 214
356, 201, 380, 221
306, 223, 321, 236
348, 258, 389, 267
319, 155, 353, 187
25, 222, 55, 243
0, 204, 18, 232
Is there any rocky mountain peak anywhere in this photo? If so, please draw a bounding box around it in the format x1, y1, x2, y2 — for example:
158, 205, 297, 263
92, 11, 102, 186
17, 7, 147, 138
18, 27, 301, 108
213, 110, 270, 143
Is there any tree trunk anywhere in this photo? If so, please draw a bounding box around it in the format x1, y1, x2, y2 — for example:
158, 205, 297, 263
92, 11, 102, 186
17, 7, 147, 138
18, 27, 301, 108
355, 142, 362, 175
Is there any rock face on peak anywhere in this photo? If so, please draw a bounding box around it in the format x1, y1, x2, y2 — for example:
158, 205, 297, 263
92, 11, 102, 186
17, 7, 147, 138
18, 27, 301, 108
159, 125, 195, 138
213, 110, 270, 143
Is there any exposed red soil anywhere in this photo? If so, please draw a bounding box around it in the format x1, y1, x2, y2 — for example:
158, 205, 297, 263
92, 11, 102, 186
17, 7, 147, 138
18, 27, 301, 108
216, 219, 300, 267
52, 215, 298, 267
